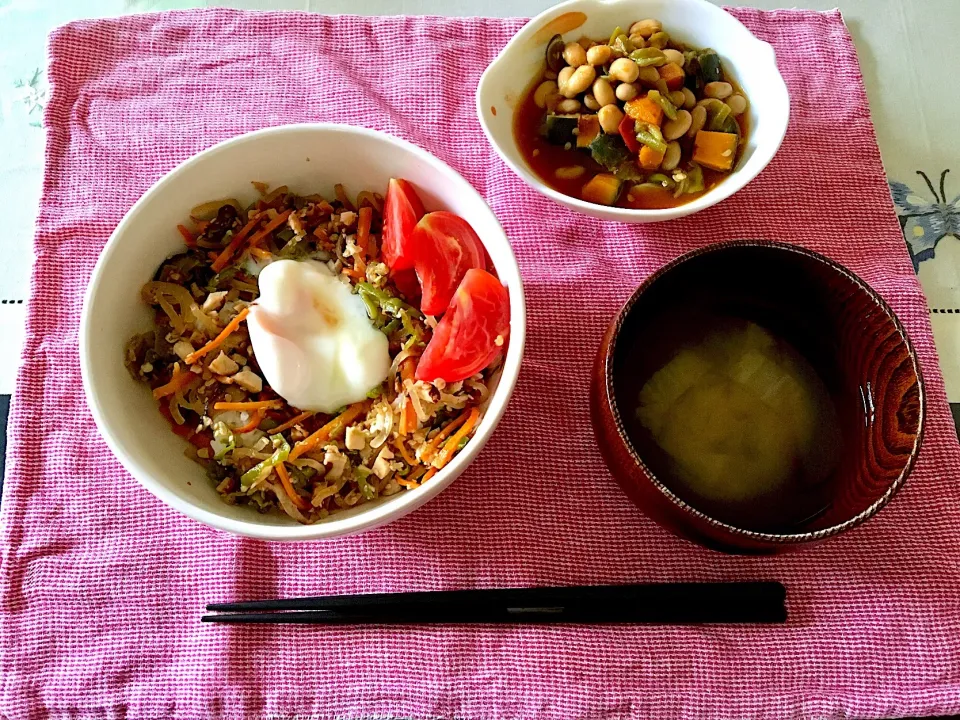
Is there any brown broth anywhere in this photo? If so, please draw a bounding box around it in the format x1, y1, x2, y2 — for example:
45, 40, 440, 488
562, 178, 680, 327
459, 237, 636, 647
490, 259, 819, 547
513, 71, 749, 210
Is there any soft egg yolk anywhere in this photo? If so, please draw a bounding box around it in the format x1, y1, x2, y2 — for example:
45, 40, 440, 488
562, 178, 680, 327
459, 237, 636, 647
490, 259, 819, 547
246, 259, 391, 413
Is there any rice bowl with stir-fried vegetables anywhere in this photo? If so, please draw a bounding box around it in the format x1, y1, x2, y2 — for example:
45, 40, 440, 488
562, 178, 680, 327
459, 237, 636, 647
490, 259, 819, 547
125, 179, 511, 524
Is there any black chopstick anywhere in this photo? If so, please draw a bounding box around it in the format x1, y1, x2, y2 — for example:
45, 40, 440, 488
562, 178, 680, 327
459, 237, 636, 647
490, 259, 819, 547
203, 582, 786, 625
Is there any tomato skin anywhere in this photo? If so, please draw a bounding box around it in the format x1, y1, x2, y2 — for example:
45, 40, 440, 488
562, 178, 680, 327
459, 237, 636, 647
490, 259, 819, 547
382, 179, 425, 270
415, 268, 510, 384
412, 211, 486, 316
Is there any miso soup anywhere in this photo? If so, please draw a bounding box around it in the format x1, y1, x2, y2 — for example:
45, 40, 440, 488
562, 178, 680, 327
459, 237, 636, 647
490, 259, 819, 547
626, 313, 843, 532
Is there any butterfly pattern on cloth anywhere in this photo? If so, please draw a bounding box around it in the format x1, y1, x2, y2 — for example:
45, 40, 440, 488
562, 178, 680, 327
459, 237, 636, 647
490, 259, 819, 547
890, 170, 960, 272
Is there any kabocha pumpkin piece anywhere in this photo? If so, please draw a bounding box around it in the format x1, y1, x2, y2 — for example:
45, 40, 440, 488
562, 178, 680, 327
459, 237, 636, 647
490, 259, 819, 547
577, 114, 601, 148
639, 144, 667, 170
581, 174, 623, 205
624, 96, 663, 126
693, 131, 738, 171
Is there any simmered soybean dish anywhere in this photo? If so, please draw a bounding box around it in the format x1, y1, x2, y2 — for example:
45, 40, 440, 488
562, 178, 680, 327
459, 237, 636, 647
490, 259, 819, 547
515, 19, 749, 209
125, 180, 510, 523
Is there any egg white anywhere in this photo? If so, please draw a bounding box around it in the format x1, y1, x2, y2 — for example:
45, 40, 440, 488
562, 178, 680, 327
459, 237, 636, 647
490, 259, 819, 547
247, 259, 391, 413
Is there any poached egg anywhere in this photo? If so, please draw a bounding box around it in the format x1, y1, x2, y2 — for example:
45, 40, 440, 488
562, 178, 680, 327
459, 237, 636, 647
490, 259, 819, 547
247, 259, 391, 413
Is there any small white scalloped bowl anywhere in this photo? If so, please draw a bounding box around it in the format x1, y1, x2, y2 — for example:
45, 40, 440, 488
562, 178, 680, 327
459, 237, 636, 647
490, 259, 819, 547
476, 0, 790, 223
80, 124, 526, 541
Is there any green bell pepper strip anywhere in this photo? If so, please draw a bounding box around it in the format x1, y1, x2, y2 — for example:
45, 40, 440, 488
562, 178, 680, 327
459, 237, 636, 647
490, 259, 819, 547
240, 437, 291, 490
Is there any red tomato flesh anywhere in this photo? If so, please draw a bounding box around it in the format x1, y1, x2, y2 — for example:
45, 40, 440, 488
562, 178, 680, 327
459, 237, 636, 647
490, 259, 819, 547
382, 178, 425, 270
391, 268, 422, 302
412, 211, 486, 316
415, 268, 510, 384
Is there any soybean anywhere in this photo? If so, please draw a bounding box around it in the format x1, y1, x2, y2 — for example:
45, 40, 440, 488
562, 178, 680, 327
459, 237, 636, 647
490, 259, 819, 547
586, 44, 612, 66
598, 104, 625, 134
663, 109, 692, 141
662, 48, 685, 67
688, 104, 707, 138
562, 65, 596, 97
563, 42, 587, 68
704, 81, 734, 99
726, 94, 748, 115
637, 65, 661, 85
583, 93, 601, 111
681, 87, 697, 110
609, 57, 640, 83
616, 82, 639, 102
662, 142, 682, 171
592, 77, 617, 107
629, 18, 662, 38
557, 97, 582, 113
534, 80, 559, 109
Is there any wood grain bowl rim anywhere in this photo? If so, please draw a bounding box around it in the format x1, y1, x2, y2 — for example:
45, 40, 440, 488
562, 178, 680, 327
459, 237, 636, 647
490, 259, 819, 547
602, 240, 926, 544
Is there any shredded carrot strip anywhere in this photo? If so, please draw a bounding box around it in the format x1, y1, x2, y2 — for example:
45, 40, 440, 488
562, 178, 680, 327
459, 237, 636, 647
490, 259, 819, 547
210, 213, 263, 273
356, 206, 372, 254
399, 402, 416, 437
276, 462, 312, 511
269, 411, 314, 435
289, 401, 368, 460
398, 358, 417, 436
397, 466, 428, 490
353, 205, 372, 275
177, 224, 196, 247
234, 409, 264, 434
344, 266, 365, 282
152, 366, 197, 400
247, 209, 292, 249
395, 439, 417, 467
249, 247, 273, 261
420, 409, 470, 462
213, 399, 283, 412
421, 467, 437, 484
184, 306, 250, 365
435, 407, 480, 469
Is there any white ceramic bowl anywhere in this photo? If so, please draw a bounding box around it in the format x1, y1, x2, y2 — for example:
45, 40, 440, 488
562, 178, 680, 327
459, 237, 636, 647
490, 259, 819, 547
476, 0, 790, 223
80, 124, 526, 540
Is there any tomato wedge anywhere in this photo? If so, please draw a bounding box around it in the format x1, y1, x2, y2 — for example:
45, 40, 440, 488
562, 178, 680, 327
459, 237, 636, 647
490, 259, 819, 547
382, 178, 425, 270
415, 268, 510, 384
391, 268, 421, 302
412, 211, 486, 315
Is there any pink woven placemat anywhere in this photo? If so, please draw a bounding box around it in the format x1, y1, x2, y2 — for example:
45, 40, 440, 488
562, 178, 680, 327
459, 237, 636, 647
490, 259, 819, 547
3, 8, 960, 720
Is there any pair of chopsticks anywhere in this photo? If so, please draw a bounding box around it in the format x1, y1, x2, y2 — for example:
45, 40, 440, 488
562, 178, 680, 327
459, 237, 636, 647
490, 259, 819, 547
203, 582, 786, 625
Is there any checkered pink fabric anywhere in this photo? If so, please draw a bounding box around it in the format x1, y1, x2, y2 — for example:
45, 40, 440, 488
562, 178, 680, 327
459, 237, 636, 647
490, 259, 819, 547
3, 7, 960, 720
